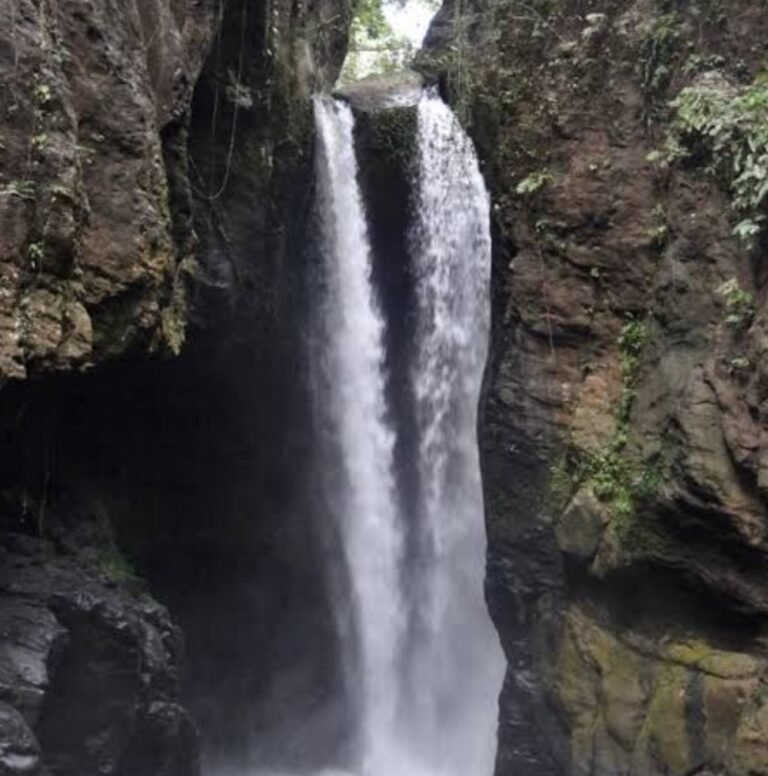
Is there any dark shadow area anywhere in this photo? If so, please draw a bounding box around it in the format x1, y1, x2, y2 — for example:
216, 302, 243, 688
0, 286, 348, 770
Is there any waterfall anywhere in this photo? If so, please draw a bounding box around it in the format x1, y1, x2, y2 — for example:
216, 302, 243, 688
402, 90, 503, 775
310, 90, 502, 776
312, 96, 406, 774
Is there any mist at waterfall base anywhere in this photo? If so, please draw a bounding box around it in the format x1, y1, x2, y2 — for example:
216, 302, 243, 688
211, 92, 502, 776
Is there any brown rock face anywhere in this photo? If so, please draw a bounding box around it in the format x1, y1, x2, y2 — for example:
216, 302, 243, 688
0, 0, 221, 378
421, 1, 768, 774
0, 0, 349, 377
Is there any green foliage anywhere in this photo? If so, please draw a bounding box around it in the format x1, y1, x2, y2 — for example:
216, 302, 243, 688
646, 136, 686, 165
614, 318, 649, 443
27, 241, 44, 269
97, 547, 138, 582
682, 52, 726, 77
32, 81, 52, 107
727, 355, 752, 373
576, 318, 657, 519
639, 14, 680, 101
672, 81, 768, 225
354, 0, 391, 40
583, 449, 635, 517
1, 180, 36, 201
515, 170, 551, 196
31, 132, 49, 151
616, 317, 648, 430
578, 449, 665, 521
618, 319, 648, 383
340, 0, 427, 83
733, 216, 764, 245
649, 204, 669, 250
717, 278, 755, 329
634, 459, 665, 501
416, 0, 556, 126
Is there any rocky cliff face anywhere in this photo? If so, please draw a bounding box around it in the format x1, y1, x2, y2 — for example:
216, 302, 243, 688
0, 0, 349, 379
7, 0, 768, 773
0, 0, 216, 378
0, 0, 349, 772
421, 1, 768, 775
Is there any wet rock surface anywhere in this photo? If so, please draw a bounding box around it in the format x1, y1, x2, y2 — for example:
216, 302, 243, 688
0, 521, 196, 776
0, 702, 40, 775
335, 70, 425, 112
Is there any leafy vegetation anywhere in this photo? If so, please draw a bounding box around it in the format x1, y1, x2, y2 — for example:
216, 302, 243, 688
340, 0, 438, 83
582, 448, 636, 517
354, 0, 394, 40
670, 81, 768, 237
96, 545, 139, 583
727, 355, 751, 373
32, 80, 52, 107
717, 278, 755, 330
515, 170, 551, 196
617, 319, 648, 379
556, 318, 663, 523
1, 180, 36, 201
27, 241, 45, 270
614, 318, 648, 444
639, 13, 680, 104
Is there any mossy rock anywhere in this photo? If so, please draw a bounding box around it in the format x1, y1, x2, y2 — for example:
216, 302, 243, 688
550, 606, 768, 774
636, 663, 692, 776
355, 104, 419, 174
731, 688, 768, 775
665, 640, 759, 679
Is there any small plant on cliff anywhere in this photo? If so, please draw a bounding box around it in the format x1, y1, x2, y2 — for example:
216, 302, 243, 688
32, 80, 52, 107
639, 14, 681, 106
1, 180, 35, 201
577, 317, 656, 518
98, 548, 138, 582
733, 216, 764, 247
225, 70, 253, 109
648, 203, 669, 250
27, 241, 44, 270
717, 278, 755, 330
618, 319, 648, 380
615, 317, 648, 440
31, 132, 49, 152
618, 318, 647, 360
515, 170, 551, 196
727, 355, 752, 374
584, 449, 634, 517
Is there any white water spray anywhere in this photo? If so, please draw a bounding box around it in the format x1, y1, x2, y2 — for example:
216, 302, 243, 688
312, 96, 406, 775
401, 90, 503, 775
311, 91, 502, 776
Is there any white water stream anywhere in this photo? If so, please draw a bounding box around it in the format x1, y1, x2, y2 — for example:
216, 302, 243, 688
310, 91, 503, 776
313, 96, 407, 775
399, 91, 502, 776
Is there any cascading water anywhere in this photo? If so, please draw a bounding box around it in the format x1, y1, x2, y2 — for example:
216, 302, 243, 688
310, 90, 502, 776
312, 96, 406, 775
401, 90, 503, 775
